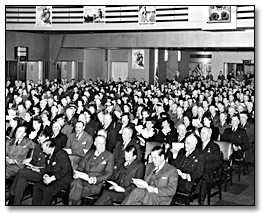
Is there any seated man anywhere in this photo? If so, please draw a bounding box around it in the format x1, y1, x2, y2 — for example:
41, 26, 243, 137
51, 121, 67, 150
6, 125, 35, 179
32, 139, 73, 205
222, 114, 249, 160
94, 145, 145, 205
68, 135, 114, 205
8, 130, 49, 205
198, 127, 220, 204
64, 121, 93, 170
113, 127, 142, 172
121, 146, 178, 205
167, 134, 205, 200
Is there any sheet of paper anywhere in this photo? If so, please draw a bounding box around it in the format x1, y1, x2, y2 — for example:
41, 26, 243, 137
132, 178, 148, 189
74, 170, 89, 181
172, 142, 184, 152
64, 148, 72, 154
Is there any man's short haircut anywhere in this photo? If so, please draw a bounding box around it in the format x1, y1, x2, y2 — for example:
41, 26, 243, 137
125, 145, 137, 157
202, 127, 212, 136
123, 126, 134, 136
44, 139, 56, 148
39, 130, 50, 138
76, 120, 85, 127
152, 146, 165, 157
32, 116, 42, 124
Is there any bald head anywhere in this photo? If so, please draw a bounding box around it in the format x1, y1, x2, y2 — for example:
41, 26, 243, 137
185, 134, 198, 153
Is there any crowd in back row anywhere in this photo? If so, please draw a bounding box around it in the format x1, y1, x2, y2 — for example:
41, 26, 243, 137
5, 71, 255, 205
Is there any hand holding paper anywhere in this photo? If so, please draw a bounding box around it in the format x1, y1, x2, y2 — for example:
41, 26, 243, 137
132, 178, 149, 189
74, 170, 89, 181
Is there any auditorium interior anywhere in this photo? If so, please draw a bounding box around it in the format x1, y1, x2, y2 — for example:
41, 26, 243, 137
5, 5, 255, 206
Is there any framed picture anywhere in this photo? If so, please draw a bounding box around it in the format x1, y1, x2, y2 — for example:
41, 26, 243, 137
132, 50, 145, 69
138, 6, 156, 26
36, 6, 52, 27
84, 6, 105, 23
208, 6, 231, 23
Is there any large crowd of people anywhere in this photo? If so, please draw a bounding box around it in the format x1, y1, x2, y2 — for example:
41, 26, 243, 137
5, 70, 255, 205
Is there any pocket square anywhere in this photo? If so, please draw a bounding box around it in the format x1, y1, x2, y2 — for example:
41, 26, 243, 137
161, 177, 167, 179
101, 160, 107, 165
194, 159, 198, 162
82, 142, 86, 145
23, 145, 27, 148
52, 162, 56, 166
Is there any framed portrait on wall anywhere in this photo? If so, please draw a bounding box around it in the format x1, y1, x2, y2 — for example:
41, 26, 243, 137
36, 6, 52, 27
83, 6, 106, 23
132, 50, 145, 69
208, 6, 231, 23
138, 6, 156, 26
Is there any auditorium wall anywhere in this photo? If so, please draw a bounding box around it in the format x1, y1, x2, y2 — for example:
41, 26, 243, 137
211, 51, 254, 79
6, 31, 49, 61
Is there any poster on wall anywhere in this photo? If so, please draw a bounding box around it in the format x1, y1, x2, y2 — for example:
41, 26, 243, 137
83, 6, 106, 23
208, 6, 231, 23
189, 63, 212, 78
132, 50, 145, 69
138, 6, 156, 26
36, 6, 52, 27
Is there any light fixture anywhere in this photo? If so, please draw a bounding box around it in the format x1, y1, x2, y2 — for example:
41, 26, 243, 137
178, 50, 181, 61
164, 49, 168, 62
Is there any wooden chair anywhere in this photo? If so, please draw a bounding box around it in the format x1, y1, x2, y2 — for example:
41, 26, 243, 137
205, 153, 223, 205
172, 178, 202, 205
214, 141, 233, 192
232, 151, 247, 181
51, 189, 70, 205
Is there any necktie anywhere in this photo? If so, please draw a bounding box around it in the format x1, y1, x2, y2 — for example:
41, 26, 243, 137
76, 134, 79, 141
153, 167, 159, 174
15, 139, 19, 146
124, 161, 130, 167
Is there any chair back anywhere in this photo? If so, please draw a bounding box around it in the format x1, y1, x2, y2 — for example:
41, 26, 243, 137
214, 141, 233, 161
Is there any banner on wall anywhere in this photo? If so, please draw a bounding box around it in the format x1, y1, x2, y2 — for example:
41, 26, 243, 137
132, 50, 145, 69
36, 6, 52, 27
208, 6, 231, 23
84, 6, 106, 23
138, 6, 156, 26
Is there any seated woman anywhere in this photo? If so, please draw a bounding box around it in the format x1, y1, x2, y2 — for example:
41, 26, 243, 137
135, 116, 157, 160
116, 113, 135, 142
201, 112, 219, 141
154, 117, 178, 158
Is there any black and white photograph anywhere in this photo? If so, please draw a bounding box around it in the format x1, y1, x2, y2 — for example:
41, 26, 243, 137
35, 6, 52, 27
83, 6, 106, 23
138, 6, 156, 25
5, 4, 258, 211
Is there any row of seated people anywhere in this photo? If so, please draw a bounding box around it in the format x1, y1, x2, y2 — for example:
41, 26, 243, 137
6, 115, 250, 205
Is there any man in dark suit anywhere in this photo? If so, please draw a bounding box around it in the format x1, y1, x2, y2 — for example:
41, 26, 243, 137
94, 145, 145, 205
51, 121, 67, 150
113, 127, 142, 172
68, 135, 114, 205
6, 126, 35, 178
239, 111, 254, 163
198, 127, 221, 204
8, 130, 49, 205
222, 114, 250, 160
217, 112, 230, 140
32, 139, 73, 205
168, 134, 205, 196
103, 113, 118, 153
64, 121, 93, 170
121, 146, 178, 205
